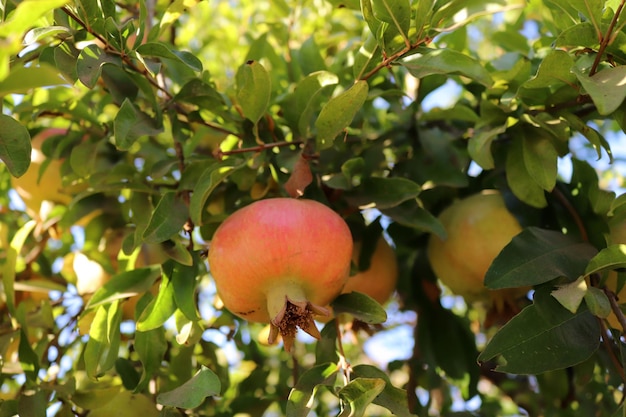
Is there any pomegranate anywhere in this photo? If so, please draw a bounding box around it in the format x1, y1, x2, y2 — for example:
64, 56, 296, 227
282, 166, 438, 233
344, 236, 398, 305
208, 198, 353, 351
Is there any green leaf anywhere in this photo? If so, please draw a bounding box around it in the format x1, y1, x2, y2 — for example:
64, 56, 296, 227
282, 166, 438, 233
18, 329, 40, 382
371, 0, 411, 39
380, 200, 446, 238
315, 80, 369, 149
478, 287, 601, 374
467, 124, 506, 170
136, 263, 178, 332
337, 378, 386, 417
85, 268, 159, 310
351, 365, 417, 417
189, 159, 244, 226
0, 65, 67, 95
156, 366, 221, 409
584, 286, 611, 319
522, 50, 576, 89
114, 99, 163, 150
134, 328, 167, 392
585, 244, 626, 275
88, 391, 159, 417
136, 42, 202, 72
563, 113, 611, 161
344, 177, 421, 209
506, 137, 547, 208
287, 363, 339, 417
17, 389, 47, 417
331, 292, 387, 324
522, 135, 558, 191
0, 0, 70, 37
236, 60, 271, 123
2, 220, 37, 315
573, 66, 626, 115
414, 0, 435, 36
171, 255, 201, 321
485, 227, 598, 289
353, 33, 381, 80
402, 49, 493, 87
294, 71, 339, 137
84, 303, 123, 378
142, 191, 188, 243
76, 44, 121, 88
0, 115, 30, 177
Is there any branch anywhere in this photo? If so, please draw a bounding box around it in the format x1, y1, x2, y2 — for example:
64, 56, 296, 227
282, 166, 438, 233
590, 0, 626, 75
217, 140, 303, 159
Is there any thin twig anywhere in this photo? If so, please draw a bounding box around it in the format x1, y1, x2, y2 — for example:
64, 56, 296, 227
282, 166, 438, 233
217, 140, 303, 159
590, 0, 626, 75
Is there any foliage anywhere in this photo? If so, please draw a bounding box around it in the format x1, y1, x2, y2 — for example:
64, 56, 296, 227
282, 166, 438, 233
1, 0, 626, 416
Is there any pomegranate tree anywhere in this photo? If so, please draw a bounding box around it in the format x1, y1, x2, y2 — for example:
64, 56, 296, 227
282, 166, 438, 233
208, 198, 353, 351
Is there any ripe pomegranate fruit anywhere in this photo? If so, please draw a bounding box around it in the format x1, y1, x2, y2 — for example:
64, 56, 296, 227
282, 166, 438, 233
208, 198, 353, 351
427, 190, 526, 312
344, 236, 398, 305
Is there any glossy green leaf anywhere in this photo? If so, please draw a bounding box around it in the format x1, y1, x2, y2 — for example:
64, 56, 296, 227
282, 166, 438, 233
345, 177, 421, 209
315, 80, 369, 149
0, 115, 30, 177
478, 287, 601, 374
522, 135, 558, 191
467, 124, 506, 170
157, 366, 221, 409
136, 42, 202, 72
236, 60, 271, 123
402, 49, 493, 87
331, 291, 387, 324
506, 138, 547, 208
337, 378, 386, 417
287, 363, 339, 417
84, 303, 123, 378
136, 263, 177, 332
143, 191, 189, 243
585, 244, 626, 275
316, 320, 339, 364
573, 66, 626, 116
351, 365, 417, 417
485, 227, 598, 289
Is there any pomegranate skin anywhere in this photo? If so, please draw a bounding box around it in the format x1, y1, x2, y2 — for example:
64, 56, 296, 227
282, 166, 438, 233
208, 198, 353, 324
